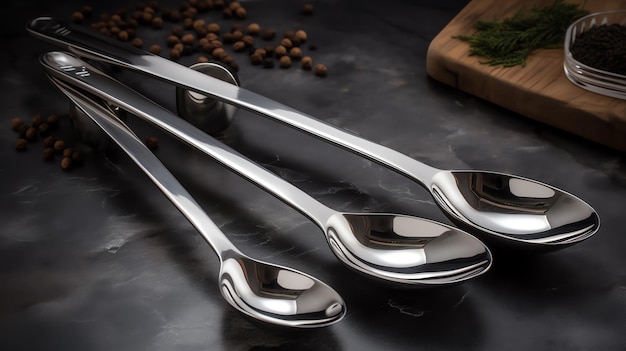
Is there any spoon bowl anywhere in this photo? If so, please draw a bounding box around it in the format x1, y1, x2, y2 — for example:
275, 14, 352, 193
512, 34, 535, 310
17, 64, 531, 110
50, 77, 346, 327
327, 213, 491, 284
431, 171, 599, 247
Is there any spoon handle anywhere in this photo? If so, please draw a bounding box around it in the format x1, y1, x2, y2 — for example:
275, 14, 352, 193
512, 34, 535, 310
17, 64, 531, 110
27, 17, 441, 183
47, 76, 239, 258
41, 52, 336, 228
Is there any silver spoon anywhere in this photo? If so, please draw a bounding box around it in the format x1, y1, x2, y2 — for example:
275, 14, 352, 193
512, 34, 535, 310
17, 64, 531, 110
27, 17, 599, 248
47, 75, 346, 328
42, 51, 492, 286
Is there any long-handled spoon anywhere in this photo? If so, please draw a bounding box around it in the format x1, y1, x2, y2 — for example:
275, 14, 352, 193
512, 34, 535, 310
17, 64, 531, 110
42, 51, 492, 286
28, 17, 599, 248
47, 75, 346, 328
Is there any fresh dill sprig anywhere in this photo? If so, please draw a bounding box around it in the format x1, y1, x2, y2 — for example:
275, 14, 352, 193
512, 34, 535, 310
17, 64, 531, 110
454, 1, 589, 67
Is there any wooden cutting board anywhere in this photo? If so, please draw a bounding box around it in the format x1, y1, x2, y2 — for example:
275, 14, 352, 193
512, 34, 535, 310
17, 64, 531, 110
426, 0, 626, 152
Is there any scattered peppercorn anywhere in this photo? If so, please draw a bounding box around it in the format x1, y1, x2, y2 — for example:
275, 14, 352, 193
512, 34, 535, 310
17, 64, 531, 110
72, 11, 85, 23
295, 30, 307, 42
166, 35, 179, 47
207, 22, 220, 34
289, 47, 302, 60
31, 115, 42, 128
43, 136, 54, 147
280, 38, 293, 49
242, 35, 255, 47
233, 40, 246, 52
62, 147, 74, 158
145, 136, 159, 150
25, 127, 38, 141
131, 37, 143, 48
37, 122, 50, 136
235, 7, 246, 19
231, 30, 244, 41
47, 114, 59, 127
170, 48, 181, 59
301, 56, 313, 70
11, 117, 24, 131
53, 139, 65, 152
71, 150, 83, 164
43, 147, 55, 160
151, 17, 164, 29
61, 157, 73, 171
250, 53, 263, 65
302, 4, 314, 15
279, 55, 292, 68
261, 29, 276, 41
149, 44, 162, 54
212, 47, 226, 59
314, 64, 328, 77
180, 33, 194, 45
274, 45, 287, 57
247, 23, 260, 36
262, 57, 274, 69
15, 138, 28, 151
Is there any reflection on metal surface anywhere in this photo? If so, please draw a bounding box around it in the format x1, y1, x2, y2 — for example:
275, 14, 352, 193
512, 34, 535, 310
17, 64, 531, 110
27, 17, 599, 248
41, 51, 492, 287
49, 77, 346, 328
220, 257, 345, 325
326, 214, 492, 285
431, 171, 599, 244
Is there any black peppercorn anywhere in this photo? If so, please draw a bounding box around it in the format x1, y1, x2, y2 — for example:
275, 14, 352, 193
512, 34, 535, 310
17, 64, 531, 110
145, 136, 158, 150
149, 44, 162, 55
47, 114, 59, 127
250, 53, 263, 65
131, 37, 143, 48
31, 114, 42, 128
314, 63, 328, 77
289, 47, 302, 60
274, 45, 287, 58
11, 117, 24, 131
53, 139, 65, 152
235, 7, 247, 19
233, 41, 246, 52
247, 23, 261, 36
43, 147, 54, 160
302, 4, 314, 15
261, 29, 275, 41
25, 127, 37, 141
262, 57, 274, 69
279, 55, 292, 68
61, 157, 72, 171
15, 138, 28, 151
43, 135, 54, 147
301, 56, 313, 70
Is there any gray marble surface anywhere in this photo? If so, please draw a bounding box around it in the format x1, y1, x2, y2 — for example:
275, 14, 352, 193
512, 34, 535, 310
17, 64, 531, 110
1, 0, 625, 350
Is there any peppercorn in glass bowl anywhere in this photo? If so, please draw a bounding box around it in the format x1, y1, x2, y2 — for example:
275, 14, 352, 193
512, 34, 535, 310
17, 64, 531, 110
564, 10, 626, 100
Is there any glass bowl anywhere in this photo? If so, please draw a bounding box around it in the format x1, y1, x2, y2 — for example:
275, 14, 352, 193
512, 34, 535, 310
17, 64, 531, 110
563, 10, 626, 100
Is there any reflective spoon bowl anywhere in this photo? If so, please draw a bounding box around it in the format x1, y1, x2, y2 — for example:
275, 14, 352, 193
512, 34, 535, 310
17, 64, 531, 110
26, 16, 599, 249
42, 51, 492, 286
430, 171, 598, 247
50, 77, 346, 328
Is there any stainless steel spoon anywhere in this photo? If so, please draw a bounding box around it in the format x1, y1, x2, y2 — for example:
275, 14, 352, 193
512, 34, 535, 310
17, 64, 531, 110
42, 51, 492, 286
47, 75, 346, 328
27, 17, 599, 248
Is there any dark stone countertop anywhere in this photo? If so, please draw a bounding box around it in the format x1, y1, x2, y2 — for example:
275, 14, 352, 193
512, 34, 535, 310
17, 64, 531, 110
1, 1, 625, 350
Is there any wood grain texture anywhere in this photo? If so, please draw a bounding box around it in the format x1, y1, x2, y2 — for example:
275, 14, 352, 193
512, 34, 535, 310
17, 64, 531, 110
426, 0, 626, 152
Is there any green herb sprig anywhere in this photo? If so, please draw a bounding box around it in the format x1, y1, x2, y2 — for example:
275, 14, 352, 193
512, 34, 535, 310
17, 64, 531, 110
454, 1, 588, 67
